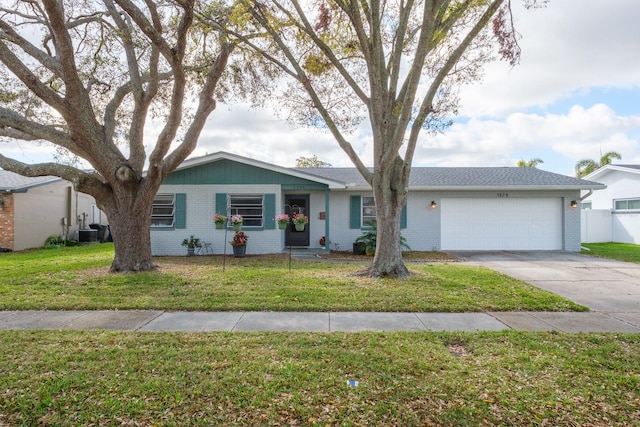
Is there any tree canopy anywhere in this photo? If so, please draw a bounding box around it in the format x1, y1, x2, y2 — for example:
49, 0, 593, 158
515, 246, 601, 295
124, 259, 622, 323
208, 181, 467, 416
575, 151, 622, 177
295, 155, 332, 168
0, 0, 235, 271
517, 158, 544, 168
214, 0, 542, 277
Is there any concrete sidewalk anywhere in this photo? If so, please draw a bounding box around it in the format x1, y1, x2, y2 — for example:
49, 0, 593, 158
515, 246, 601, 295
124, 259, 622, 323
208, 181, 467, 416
1, 310, 639, 333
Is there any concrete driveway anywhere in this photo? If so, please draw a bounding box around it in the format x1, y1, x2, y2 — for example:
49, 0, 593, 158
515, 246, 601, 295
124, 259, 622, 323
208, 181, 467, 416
454, 251, 640, 314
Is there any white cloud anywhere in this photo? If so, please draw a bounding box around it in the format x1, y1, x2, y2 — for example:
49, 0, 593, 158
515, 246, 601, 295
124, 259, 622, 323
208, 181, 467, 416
191, 105, 356, 167
415, 104, 640, 174
459, 0, 640, 117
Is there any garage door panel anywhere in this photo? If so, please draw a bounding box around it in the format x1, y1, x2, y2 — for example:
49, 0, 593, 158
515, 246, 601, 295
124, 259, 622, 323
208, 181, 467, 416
441, 198, 562, 250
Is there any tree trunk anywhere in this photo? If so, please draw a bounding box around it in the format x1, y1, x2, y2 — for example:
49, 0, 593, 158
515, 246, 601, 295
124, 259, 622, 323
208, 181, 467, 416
103, 192, 155, 273
359, 168, 412, 278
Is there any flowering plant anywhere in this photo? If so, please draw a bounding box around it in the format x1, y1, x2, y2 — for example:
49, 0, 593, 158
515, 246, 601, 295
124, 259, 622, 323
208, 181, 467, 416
292, 213, 308, 225
213, 213, 227, 224
229, 231, 249, 246
275, 214, 290, 224
230, 215, 243, 225
181, 235, 200, 249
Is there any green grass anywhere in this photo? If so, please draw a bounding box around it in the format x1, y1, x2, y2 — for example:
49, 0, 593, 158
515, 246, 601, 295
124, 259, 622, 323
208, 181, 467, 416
0, 330, 638, 426
0, 244, 586, 312
582, 242, 640, 263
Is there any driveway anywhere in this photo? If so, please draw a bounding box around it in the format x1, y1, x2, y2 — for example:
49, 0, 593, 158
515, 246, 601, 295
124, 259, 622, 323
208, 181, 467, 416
454, 251, 640, 314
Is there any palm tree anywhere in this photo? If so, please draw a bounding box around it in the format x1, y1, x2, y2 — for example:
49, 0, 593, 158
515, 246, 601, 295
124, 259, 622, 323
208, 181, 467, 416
575, 151, 622, 177
517, 158, 544, 168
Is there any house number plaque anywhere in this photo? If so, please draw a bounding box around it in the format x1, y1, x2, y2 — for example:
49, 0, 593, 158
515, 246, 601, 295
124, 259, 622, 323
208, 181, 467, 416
497, 193, 509, 198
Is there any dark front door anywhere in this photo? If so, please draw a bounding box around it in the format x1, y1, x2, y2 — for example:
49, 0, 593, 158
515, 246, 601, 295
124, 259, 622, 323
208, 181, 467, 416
285, 194, 310, 247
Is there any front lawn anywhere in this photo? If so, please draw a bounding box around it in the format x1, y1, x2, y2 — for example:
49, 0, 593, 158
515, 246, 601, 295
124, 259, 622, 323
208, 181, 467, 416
0, 330, 638, 425
0, 244, 586, 312
582, 242, 640, 263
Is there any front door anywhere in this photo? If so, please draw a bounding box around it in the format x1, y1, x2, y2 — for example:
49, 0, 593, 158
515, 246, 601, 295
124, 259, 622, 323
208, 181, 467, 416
285, 194, 310, 247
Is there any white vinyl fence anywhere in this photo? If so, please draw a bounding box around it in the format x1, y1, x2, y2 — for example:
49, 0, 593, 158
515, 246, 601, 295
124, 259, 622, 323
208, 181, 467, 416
581, 209, 640, 244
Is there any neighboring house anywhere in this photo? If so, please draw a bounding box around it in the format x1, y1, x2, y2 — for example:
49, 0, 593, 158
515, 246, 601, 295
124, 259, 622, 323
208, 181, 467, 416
581, 164, 640, 244
151, 152, 605, 256
0, 171, 106, 251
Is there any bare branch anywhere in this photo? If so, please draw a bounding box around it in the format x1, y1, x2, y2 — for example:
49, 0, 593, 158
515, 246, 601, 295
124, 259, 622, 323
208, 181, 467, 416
160, 40, 235, 177
41, 0, 97, 126
0, 107, 77, 150
0, 20, 61, 75
0, 39, 67, 112
278, 0, 369, 104
403, 0, 504, 169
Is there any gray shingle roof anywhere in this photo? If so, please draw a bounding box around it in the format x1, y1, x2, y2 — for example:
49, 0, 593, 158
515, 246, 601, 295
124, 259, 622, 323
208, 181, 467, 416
295, 166, 604, 189
0, 170, 61, 192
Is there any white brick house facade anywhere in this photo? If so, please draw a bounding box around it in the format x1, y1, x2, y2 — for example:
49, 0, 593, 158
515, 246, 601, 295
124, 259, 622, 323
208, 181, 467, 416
150, 152, 604, 255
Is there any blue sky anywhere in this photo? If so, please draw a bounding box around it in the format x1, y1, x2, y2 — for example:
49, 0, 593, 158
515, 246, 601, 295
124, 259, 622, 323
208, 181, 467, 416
3, 0, 640, 178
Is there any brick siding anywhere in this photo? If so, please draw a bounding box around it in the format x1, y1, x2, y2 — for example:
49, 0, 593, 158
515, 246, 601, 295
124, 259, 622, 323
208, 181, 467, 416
0, 193, 15, 250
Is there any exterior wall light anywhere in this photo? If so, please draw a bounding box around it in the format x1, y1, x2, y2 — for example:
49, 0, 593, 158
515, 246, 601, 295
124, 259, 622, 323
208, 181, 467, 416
570, 200, 578, 208
430, 200, 437, 209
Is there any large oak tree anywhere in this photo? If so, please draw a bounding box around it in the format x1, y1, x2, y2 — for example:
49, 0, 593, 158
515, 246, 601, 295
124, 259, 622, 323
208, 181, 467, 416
0, 0, 233, 271
219, 0, 541, 278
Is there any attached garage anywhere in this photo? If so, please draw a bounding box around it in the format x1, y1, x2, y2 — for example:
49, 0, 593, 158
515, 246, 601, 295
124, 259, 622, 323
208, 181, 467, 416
441, 197, 563, 250
153, 153, 607, 255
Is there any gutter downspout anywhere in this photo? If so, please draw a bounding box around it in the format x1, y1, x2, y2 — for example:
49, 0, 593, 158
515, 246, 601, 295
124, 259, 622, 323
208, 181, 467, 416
580, 189, 593, 202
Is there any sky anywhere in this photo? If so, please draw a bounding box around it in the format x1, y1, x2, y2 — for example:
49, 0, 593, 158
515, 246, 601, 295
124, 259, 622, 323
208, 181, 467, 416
4, 0, 640, 177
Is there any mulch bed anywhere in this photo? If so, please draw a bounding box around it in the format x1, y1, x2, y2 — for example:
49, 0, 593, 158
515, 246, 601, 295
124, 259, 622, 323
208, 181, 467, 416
318, 251, 461, 262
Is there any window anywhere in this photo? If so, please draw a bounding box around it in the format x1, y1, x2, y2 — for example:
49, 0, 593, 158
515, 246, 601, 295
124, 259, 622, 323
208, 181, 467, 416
350, 195, 407, 229
614, 198, 640, 211
151, 194, 175, 227
581, 202, 592, 210
362, 196, 376, 225
230, 195, 264, 227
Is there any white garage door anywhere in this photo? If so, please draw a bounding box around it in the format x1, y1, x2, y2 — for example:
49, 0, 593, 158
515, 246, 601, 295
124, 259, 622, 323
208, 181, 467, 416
441, 198, 563, 250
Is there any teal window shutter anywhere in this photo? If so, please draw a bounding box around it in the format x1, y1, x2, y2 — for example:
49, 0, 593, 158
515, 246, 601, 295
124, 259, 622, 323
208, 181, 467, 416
264, 193, 276, 229
175, 193, 186, 229
215, 193, 227, 216
401, 205, 407, 229
350, 195, 361, 229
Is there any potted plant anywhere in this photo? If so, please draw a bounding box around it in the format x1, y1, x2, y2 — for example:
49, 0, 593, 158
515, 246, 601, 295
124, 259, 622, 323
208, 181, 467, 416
354, 221, 410, 256
230, 214, 243, 231
229, 231, 248, 257
213, 213, 227, 229
181, 235, 200, 256
276, 214, 290, 230
291, 213, 308, 231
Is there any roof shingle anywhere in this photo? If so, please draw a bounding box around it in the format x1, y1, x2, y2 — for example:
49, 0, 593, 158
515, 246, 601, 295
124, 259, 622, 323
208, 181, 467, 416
295, 166, 604, 189
0, 170, 61, 192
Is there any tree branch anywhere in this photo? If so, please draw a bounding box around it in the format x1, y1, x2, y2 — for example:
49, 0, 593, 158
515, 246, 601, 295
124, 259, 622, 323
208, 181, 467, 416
160, 41, 235, 179
0, 107, 82, 154
278, 0, 369, 104
403, 0, 504, 170
42, 0, 98, 129
247, 0, 371, 182
0, 39, 67, 113
0, 20, 62, 76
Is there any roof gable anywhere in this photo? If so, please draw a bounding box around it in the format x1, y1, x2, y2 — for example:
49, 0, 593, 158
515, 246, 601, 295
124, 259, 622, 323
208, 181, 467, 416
0, 170, 62, 192
164, 152, 344, 188
583, 164, 640, 181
